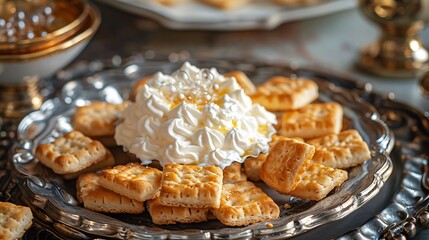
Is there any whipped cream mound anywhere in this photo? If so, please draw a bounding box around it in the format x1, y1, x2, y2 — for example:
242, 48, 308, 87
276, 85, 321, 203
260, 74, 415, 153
115, 62, 277, 169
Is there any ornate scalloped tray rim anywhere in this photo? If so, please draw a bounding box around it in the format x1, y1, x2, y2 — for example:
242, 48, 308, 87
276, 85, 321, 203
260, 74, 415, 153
10, 59, 393, 239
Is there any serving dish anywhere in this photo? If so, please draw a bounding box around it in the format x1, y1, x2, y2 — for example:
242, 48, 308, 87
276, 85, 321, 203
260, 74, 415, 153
6, 58, 394, 239
100, 0, 356, 30
0, 1, 100, 85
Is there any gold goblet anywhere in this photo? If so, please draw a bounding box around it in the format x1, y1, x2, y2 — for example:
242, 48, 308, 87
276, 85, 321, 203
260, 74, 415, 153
358, 0, 429, 78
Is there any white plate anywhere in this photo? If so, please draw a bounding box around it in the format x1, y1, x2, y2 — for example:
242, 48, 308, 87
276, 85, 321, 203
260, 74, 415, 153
100, 0, 356, 30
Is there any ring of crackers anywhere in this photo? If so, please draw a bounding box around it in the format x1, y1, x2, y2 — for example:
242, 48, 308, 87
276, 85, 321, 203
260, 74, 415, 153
29, 68, 376, 231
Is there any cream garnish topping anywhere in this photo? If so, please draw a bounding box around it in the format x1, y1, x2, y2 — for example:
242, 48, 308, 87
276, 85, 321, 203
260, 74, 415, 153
115, 62, 277, 169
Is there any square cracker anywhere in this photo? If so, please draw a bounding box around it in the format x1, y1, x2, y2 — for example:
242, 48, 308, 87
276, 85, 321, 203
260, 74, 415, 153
223, 162, 247, 183
147, 197, 209, 225
72, 101, 127, 138
160, 164, 223, 208
244, 136, 304, 182
251, 76, 319, 111
199, 0, 249, 9
0, 201, 33, 240
98, 163, 162, 202
280, 102, 343, 139
261, 139, 315, 194
212, 181, 279, 226
35, 131, 107, 174
243, 153, 267, 182
77, 172, 145, 214
288, 163, 348, 201
224, 71, 256, 95
62, 148, 115, 180
307, 129, 371, 169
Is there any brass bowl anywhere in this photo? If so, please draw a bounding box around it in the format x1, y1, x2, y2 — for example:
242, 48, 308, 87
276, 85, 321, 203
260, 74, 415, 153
0, 1, 100, 118
0, 0, 89, 54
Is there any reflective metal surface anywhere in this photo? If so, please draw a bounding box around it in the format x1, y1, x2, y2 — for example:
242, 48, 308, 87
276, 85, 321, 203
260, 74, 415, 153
7, 57, 394, 239
358, 0, 429, 78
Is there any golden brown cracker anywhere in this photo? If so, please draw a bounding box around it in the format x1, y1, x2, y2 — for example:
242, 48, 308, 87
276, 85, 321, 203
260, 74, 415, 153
77, 172, 145, 213
280, 102, 343, 139
0, 201, 33, 240
72, 101, 127, 138
251, 76, 318, 111
147, 197, 209, 225
62, 149, 115, 180
35, 131, 107, 174
307, 129, 371, 169
212, 181, 279, 226
261, 139, 314, 194
288, 163, 348, 201
99, 163, 162, 202
160, 164, 223, 208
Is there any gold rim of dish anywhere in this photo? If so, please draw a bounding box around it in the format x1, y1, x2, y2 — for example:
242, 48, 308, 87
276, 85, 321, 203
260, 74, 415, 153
0, 2, 100, 62
0, 0, 89, 51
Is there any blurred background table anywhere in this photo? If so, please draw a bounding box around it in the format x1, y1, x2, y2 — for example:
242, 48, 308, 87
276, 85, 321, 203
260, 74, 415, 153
76, 1, 429, 112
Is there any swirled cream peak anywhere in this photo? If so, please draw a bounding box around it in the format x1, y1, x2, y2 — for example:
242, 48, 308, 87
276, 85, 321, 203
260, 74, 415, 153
115, 62, 277, 169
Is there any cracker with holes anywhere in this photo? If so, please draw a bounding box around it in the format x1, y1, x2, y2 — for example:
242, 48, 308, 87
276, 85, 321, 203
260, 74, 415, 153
251, 76, 319, 111
243, 153, 267, 182
212, 181, 279, 226
288, 163, 348, 201
244, 136, 304, 182
223, 162, 247, 183
62, 149, 116, 180
160, 164, 223, 208
35, 131, 107, 174
280, 102, 343, 139
77, 172, 145, 213
98, 163, 162, 202
225, 71, 256, 95
307, 129, 371, 169
0, 201, 33, 240
261, 139, 314, 194
147, 197, 209, 225
199, 0, 250, 9
72, 101, 127, 146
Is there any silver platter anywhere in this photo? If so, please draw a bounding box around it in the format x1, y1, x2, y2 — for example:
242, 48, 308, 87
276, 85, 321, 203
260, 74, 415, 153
3, 56, 427, 239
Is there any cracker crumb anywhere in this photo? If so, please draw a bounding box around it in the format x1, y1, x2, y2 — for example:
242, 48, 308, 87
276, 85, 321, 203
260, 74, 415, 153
266, 222, 274, 228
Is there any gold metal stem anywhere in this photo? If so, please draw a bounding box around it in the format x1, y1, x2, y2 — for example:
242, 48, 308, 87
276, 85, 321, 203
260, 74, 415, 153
0, 78, 46, 119
358, 0, 429, 78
